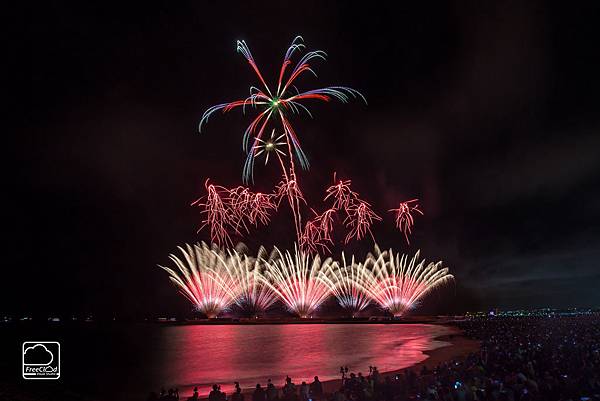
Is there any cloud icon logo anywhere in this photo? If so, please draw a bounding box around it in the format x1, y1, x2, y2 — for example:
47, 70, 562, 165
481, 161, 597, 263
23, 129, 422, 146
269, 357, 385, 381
23, 344, 54, 366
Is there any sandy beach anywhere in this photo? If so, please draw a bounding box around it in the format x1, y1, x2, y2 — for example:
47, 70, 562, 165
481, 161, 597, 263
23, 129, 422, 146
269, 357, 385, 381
319, 324, 479, 395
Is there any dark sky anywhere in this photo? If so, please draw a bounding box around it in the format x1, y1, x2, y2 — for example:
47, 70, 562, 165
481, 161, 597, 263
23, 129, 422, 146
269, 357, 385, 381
10, 1, 600, 317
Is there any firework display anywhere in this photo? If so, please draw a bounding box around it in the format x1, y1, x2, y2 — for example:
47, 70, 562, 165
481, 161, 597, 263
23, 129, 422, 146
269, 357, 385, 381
361, 247, 454, 317
160, 242, 452, 318
322, 253, 372, 317
211, 245, 279, 316
260, 246, 334, 318
159, 36, 454, 318
389, 199, 424, 245
191, 180, 277, 247
199, 36, 365, 183
159, 242, 239, 318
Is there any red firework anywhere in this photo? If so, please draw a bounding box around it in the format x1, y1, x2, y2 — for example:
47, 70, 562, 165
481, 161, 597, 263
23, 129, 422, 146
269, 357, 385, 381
300, 208, 337, 254
192, 180, 277, 247
275, 174, 306, 241
324, 173, 358, 210
389, 199, 423, 245
248, 192, 277, 226
344, 200, 382, 243
191, 180, 236, 247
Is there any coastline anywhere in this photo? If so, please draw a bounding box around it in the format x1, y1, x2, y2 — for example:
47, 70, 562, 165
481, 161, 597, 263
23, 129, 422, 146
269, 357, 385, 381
319, 325, 480, 394
197, 324, 480, 400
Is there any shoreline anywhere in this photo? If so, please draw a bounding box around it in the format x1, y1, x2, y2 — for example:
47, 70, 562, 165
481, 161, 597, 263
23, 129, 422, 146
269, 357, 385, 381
320, 325, 479, 395
154, 317, 458, 326
197, 324, 480, 400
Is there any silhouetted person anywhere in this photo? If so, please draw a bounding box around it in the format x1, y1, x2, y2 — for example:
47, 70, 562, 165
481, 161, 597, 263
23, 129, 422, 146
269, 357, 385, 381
218, 386, 227, 401
209, 385, 221, 401
232, 386, 244, 401
371, 367, 380, 384
299, 381, 309, 401
253, 383, 266, 401
309, 376, 323, 400
187, 386, 199, 401
267, 379, 278, 401
282, 377, 297, 401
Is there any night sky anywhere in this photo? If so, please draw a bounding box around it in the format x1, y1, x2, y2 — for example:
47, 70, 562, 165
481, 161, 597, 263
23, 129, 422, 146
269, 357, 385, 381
10, 1, 600, 318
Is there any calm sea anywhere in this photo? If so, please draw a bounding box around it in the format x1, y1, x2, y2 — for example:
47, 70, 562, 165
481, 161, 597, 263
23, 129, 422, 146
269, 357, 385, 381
0, 323, 453, 400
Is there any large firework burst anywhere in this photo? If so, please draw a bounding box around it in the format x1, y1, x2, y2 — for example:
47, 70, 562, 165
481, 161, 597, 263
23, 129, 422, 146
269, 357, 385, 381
362, 247, 453, 317
322, 253, 372, 317
159, 242, 239, 318
260, 245, 334, 318
199, 36, 365, 183
211, 245, 279, 317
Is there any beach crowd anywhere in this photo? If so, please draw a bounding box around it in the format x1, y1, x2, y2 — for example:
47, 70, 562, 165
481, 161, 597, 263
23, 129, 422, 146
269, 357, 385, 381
148, 314, 600, 401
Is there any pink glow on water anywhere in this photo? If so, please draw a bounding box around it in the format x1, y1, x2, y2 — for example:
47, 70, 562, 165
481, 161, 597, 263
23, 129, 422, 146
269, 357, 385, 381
154, 324, 453, 397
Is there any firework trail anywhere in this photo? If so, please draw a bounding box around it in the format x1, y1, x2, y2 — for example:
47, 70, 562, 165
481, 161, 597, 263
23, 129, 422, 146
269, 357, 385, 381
192, 180, 277, 247
344, 200, 382, 243
158, 242, 239, 318
389, 199, 423, 245
362, 247, 453, 317
300, 208, 337, 254
199, 36, 366, 183
300, 218, 326, 255
322, 173, 382, 245
261, 245, 334, 318
275, 174, 306, 242
191, 180, 237, 247
248, 192, 278, 226
322, 253, 372, 317
324, 173, 358, 210
210, 245, 279, 316
228, 186, 277, 227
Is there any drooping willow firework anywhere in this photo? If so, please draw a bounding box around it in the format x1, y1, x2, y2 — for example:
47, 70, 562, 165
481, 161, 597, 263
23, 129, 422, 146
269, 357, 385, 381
299, 174, 382, 252
211, 245, 279, 316
260, 245, 334, 318
361, 247, 453, 317
191, 179, 278, 247
389, 199, 423, 245
159, 242, 240, 318
199, 36, 366, 183
321, 253, 372, 317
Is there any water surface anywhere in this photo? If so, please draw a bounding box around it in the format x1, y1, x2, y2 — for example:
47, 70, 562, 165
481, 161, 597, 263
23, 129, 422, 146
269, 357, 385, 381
1, 323, 453, 400
153, 324, 453, 396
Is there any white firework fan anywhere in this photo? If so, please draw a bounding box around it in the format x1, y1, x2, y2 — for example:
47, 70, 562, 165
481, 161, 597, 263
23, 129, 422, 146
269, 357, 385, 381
159, 242, 239, 318
362, 246, 453, 317
322, 253, 372, 317
261, 245, 334, 318
210, 245, 280, 316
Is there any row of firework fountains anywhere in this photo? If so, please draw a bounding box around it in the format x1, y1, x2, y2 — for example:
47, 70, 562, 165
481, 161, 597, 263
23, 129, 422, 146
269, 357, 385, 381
159, 36, 454, 317
160, 242, 453, 319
